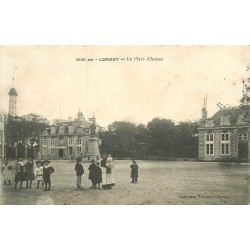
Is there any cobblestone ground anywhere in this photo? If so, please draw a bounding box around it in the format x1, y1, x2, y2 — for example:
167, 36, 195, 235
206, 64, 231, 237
0, 160, 249, 205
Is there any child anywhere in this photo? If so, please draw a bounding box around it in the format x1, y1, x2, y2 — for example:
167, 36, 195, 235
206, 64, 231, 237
130, 160, 139, 183
1, 159, 12, 185
14, 156, 26, 189
74, 157, 84, 189
43, 159, 55, 191
88, 159, 96, 188
26, 157, 35, 188
94, 162, 102, 189
35, 160, 44, 189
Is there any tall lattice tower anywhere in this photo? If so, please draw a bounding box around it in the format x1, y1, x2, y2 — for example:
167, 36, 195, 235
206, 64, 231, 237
8, 87, 18, 117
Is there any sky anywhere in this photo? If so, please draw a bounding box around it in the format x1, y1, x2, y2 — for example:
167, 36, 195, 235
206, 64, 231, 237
0, 46, 249, 127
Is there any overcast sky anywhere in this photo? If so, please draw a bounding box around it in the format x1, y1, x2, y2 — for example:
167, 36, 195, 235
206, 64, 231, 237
0, 46, 249, 127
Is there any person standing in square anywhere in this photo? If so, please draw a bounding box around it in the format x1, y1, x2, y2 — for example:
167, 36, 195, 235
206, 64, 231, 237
130, 160, 139, 183
26, 157, 35, 188
43, 159, 54, 191
35, 160, 44, 189
74, 157, 84, 189
1, 159, 12, 185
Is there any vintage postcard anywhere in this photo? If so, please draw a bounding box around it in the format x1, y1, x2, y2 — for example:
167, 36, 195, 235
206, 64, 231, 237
0, 46, 249, 205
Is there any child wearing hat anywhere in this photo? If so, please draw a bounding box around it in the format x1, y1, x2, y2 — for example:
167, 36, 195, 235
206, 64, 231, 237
74, 157, 84, 189
35, 160, 44, 189
130, 160, 139, 183
43, 160, 55, 191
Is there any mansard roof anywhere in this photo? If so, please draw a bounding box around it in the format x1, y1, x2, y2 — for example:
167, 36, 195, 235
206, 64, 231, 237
211, 106, 243, 126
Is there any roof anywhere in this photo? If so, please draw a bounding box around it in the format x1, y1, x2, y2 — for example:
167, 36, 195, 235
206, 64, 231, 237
211, 106, 243, 126
8, 88, 18, 96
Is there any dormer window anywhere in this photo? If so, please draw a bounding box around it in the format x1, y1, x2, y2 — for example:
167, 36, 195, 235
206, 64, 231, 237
205, 119, 215, 127
68, 126, 74, 134
237, 114, 247, 123
51, 127, 56, 134
59, 126, 64, 134
220, 115, 230, 126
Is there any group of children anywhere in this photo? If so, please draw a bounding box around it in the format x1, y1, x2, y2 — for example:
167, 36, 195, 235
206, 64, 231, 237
2, 154, 139, 190
1, 157, 55, 191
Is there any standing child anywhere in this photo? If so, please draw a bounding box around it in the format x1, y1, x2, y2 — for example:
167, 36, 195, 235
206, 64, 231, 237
14, 156, 26, 189
94, 162, 102, 189
130, 160, 139, 183
74, 157, 84, 189
1, 159, 12, 185
35, 160, 44, 189
26, 157, 35, 188
88, 159, 96, 188
43, 159, 55, 191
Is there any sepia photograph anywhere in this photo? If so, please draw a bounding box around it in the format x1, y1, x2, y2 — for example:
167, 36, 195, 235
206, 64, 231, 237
0, 45, 249, 205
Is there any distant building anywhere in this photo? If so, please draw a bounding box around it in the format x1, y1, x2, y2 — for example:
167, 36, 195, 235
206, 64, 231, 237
198, 103, 250, 162
39, 111, 103, 160
0, 110, 4, 162
8, 87, 18, 117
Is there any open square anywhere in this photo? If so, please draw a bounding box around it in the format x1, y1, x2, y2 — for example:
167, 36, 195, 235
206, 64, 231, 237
0, 160, 249, 205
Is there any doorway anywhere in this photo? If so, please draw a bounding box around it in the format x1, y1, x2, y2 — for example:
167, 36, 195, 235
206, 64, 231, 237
238, 143, 248, 161
59, 149, 64, 158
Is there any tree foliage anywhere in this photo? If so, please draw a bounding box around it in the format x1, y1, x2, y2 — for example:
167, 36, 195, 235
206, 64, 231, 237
5, 115, 49, 158
99, 118, 199, 158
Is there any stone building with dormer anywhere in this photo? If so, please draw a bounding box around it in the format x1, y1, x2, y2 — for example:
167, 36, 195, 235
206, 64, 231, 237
198, 104, 250, 162
39, 111, 104, 160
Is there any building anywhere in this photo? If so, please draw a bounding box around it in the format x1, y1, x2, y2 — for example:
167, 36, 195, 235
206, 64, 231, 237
8, 87, 18, 117
39, 111, 102, 160
198, 102, 250, 162
0, 110, 4, 164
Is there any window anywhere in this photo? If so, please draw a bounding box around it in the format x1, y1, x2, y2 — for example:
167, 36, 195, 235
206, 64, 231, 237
48, 148, 55, 155
43, 139, 47, 146
221, 133, 230, 155
42, 147, 48, 155
51, 127, 56, 134
205, 133, 214, 155
220, 115, 230, 125
50, 139, 55, 147
238, 133, 248, 141
68, 138, 73, 146
77, 138, 82, 145
68, 126, 74, 133
77, 146, 82, 154
69, 146, 73, 155
59, 126, 64, 134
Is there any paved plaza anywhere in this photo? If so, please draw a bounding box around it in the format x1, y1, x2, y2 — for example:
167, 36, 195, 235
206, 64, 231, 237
0, 160, 249, 205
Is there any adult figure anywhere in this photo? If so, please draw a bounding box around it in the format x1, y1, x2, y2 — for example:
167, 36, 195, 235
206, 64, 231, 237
101, 153, 115, 189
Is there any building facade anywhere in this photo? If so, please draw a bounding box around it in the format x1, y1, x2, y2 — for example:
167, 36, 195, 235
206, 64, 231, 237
39, 111, 102, 160
0, 110, 4, 164
198, 106, 250, 162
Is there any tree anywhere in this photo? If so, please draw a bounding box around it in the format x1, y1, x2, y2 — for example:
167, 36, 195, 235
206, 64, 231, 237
147, 118, 177, 156
175, 121, 199, 157
5, 115, 49, 159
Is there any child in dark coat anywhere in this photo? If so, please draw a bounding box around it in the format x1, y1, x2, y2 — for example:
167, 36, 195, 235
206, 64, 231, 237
43, 159, 55, 191
74, 157, 84, 189
94, 162, 102, 189
88, 159, 96, 189
130, 160, 139, 183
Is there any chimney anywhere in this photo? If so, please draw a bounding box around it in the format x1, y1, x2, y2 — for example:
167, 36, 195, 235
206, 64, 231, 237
202, 96, 207, 120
